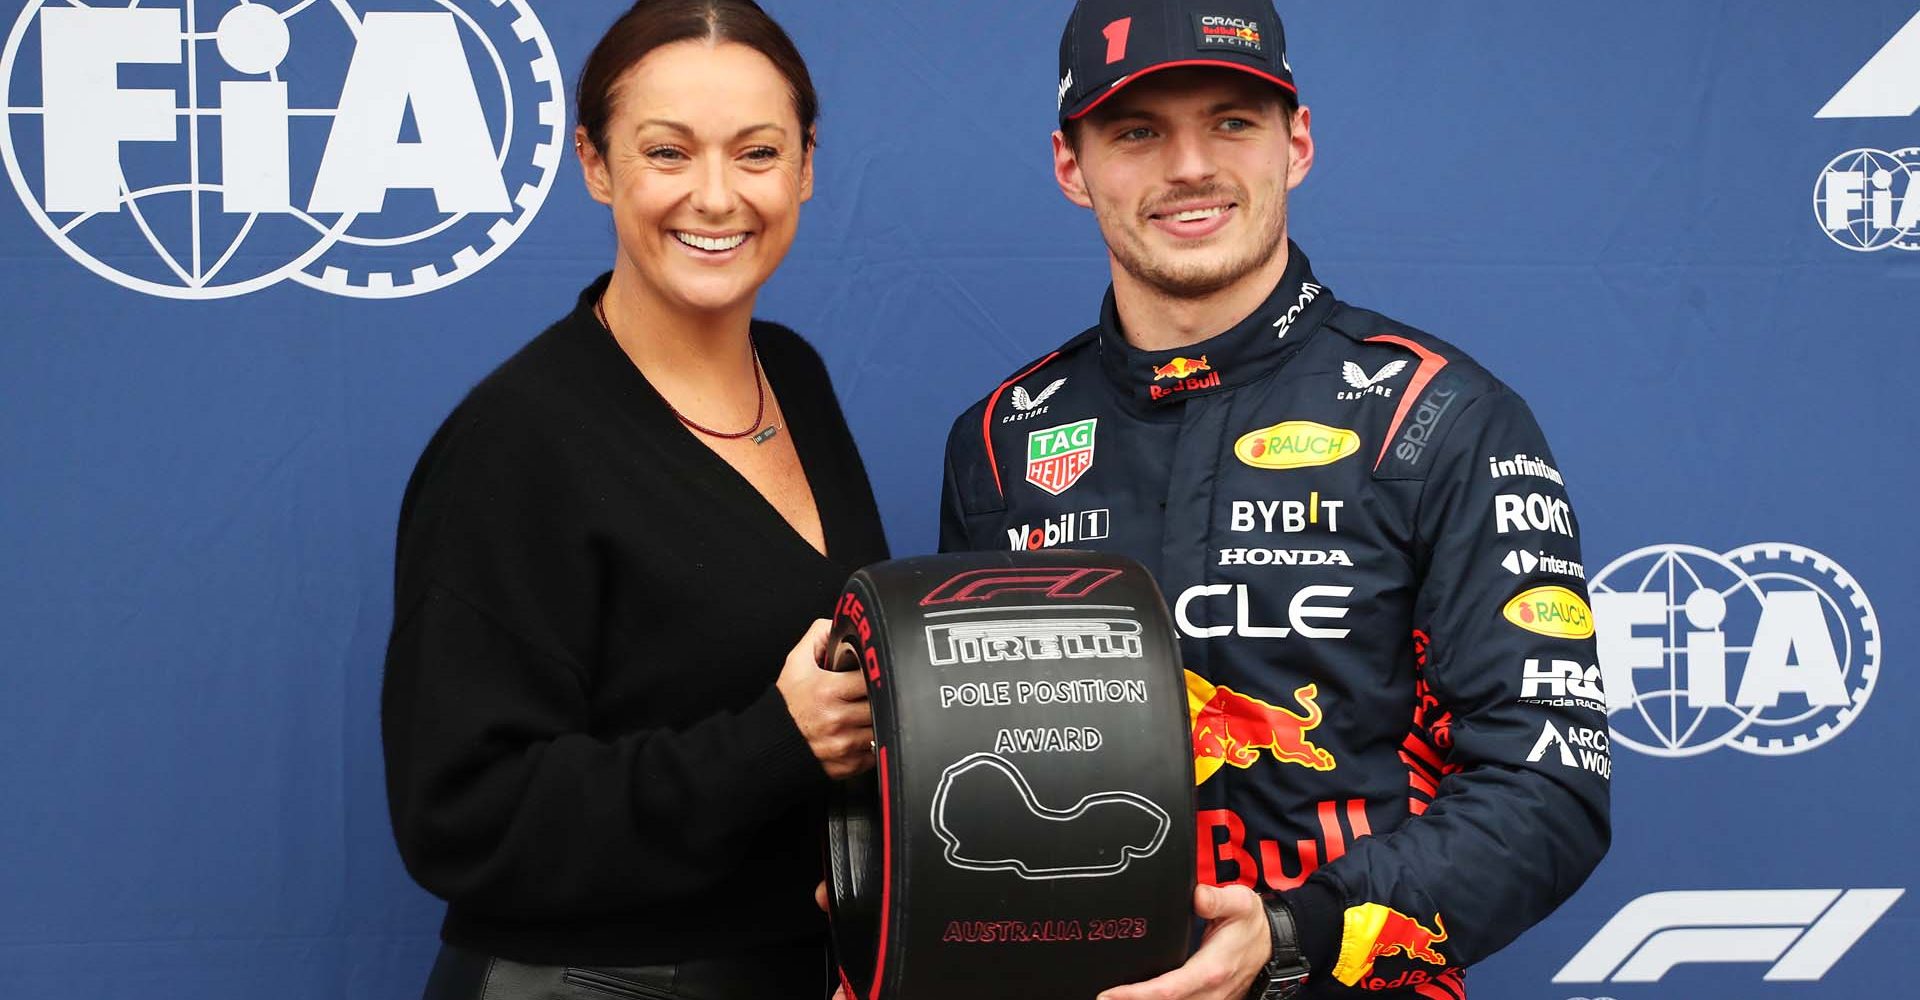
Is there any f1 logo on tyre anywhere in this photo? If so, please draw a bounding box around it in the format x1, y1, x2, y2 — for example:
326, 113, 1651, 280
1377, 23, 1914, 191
1554, 889, 1905, 983
920, 566, 1122, 606
1, 1, 563, 299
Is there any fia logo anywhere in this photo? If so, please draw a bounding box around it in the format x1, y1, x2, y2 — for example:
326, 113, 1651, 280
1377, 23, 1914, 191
1813, 11, 1920, 251
0, 1, 563, 299
1590, 543, 1878, 757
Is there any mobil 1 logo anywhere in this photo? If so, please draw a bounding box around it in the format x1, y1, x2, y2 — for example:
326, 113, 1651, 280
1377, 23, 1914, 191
1007, 509, 1111, 552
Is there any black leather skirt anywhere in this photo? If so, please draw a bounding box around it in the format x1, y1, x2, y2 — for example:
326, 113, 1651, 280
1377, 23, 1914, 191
421, 943, 833, 1000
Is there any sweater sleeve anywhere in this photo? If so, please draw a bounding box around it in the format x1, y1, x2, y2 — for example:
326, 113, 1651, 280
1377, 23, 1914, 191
380, 398, 827, 918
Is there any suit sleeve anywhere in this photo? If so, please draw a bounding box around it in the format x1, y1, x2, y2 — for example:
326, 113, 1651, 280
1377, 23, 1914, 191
1288, 388, 1611, 987
381, 409, 825, 918
938, 407, 990, 553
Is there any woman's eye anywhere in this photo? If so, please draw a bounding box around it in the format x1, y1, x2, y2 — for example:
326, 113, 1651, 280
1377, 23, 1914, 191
645, 146, 687, 162
743, 147, 780, 162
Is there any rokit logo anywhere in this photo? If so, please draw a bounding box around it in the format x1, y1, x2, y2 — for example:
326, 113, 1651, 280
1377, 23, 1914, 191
1, 1, 563, 299
1555, 888, 1905, 984
1591, 543, 1878, 757
1494, 492, 1574, 537
1813, 11, 1920, 251
1174, 584, 1352, 640
1006, 509, 1110, 551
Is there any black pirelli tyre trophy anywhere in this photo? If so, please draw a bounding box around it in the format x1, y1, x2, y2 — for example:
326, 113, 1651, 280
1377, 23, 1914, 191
824, 552, 1196, 1000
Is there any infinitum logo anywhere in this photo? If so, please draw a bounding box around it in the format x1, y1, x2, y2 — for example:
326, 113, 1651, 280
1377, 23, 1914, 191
1, 1, 563, 299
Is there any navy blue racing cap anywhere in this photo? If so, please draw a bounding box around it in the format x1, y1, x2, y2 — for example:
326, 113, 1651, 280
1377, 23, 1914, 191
1057, 0, 1295, 124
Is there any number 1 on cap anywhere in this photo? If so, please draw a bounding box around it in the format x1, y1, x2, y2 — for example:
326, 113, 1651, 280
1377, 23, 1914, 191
1103, 17, 1133, 65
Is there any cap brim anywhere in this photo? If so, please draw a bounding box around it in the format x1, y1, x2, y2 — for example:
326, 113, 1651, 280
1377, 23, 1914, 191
1063, 59, 1298, 123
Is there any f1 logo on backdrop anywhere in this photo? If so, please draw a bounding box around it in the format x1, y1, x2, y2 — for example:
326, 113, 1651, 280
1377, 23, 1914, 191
1813, 9, 1920, 251
1589, 543, 1878, 757
0, 1, 564, 299
1555, 889, 1905, 984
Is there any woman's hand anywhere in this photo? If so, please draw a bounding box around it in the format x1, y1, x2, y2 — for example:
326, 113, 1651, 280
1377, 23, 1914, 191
776, 619, 874, 779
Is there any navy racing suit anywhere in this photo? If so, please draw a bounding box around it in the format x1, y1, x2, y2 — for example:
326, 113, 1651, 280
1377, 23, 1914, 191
938, 244, 1610, 998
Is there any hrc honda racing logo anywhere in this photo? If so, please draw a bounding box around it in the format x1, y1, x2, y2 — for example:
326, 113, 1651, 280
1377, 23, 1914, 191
1, 1, 563, 299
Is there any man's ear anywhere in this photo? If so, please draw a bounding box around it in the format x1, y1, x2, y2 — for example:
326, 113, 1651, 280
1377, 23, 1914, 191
1053, 128, 1094, 210
1284, 105, 1314, 193
577, 125, 613, 206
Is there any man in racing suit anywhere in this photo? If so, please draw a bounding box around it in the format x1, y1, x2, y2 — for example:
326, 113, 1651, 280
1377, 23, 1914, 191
937, 2, 1610, 998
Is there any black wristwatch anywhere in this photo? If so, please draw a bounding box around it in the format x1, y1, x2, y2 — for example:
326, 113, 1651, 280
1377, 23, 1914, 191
1247, 894, 1311, 1000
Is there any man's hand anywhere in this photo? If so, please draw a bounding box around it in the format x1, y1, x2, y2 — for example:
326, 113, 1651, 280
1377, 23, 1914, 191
1097, 884, 1273, 1000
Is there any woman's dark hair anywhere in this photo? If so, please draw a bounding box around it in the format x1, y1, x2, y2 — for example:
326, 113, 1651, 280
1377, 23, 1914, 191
576, 0, 819, 157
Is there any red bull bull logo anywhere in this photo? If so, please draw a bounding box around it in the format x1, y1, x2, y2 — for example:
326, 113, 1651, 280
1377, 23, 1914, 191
1151, 356, 1211, 380
1331, 903, 1449, 988
1186, 671, 1337, 784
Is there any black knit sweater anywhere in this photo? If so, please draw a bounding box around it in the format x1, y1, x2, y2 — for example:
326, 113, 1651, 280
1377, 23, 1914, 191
381, 275, 889, 965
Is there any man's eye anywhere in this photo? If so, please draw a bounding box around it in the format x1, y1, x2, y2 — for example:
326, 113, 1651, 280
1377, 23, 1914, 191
1220, 118, 1253, 132
1120, 127, 1155, 142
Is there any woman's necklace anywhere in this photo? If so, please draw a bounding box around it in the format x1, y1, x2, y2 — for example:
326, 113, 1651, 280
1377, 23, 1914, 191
595, 296, 779, 445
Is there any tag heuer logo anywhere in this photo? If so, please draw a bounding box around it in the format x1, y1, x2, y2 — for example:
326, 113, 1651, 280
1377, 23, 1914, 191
1026, 418, 1097, 495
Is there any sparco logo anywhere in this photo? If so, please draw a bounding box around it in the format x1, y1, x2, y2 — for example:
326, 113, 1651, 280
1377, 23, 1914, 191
1393, 387, 1457, 465
1, 1, 563, 299
1006, 509, 1111, 551
1591, 543, 1878, 757
926, 618, 1143, 666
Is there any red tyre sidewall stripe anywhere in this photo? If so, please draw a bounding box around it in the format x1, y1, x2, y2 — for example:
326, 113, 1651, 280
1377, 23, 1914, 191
868, 746, 893, 1000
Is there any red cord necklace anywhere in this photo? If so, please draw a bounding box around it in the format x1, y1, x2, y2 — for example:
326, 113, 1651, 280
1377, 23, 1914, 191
595, 296, 778, 444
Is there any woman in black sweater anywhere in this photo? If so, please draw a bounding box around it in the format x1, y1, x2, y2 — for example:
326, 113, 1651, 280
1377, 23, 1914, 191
381, 4, 887, 998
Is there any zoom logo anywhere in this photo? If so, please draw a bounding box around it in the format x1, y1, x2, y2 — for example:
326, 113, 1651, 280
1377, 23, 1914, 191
1, 1, 563, 299
1555, 889, 1905, 983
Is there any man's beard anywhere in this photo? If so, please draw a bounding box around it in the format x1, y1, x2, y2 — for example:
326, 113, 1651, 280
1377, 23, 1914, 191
1095, 184, 1289, 300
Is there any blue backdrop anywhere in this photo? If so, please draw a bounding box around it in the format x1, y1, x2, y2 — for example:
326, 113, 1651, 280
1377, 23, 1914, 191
2, 1, 1914, 997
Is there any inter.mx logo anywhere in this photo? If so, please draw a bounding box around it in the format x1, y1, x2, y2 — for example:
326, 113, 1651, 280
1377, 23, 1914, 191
1813, 9, 1920, 251
1, 1, 563, 299
1555, 889, 1904, 984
